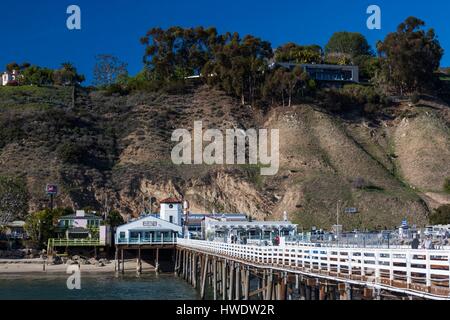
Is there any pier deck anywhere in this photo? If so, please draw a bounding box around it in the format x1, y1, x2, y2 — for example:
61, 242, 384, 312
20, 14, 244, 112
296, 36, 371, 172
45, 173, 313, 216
175, 239, 450, 300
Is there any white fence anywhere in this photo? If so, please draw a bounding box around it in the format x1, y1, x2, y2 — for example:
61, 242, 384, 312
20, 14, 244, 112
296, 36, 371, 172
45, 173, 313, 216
177, 238, 450, 299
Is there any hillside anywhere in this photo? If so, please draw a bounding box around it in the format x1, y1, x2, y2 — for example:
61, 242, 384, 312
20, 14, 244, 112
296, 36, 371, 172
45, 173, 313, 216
1, 85, 450, 230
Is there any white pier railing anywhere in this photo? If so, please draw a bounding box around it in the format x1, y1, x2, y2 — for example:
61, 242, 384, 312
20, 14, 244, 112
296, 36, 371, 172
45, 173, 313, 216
177, 238, 450, 299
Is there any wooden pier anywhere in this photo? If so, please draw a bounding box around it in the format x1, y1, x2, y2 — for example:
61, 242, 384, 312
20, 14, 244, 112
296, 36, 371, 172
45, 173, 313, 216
174, 239, 450, 300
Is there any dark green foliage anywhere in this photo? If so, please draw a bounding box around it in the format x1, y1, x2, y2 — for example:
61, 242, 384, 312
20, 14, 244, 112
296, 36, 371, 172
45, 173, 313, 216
106, 210, 124, 228
325, 32, 372, 62
325, 32, 372, 56
275, 43, 322, 64
57, 142, 87, 164
377, 17, 443, 95
24, 208, 68, 247
353, 55, 381, 82
21, 66, 54, 86
104, 83, 130, 96
140, 27, 273, 105
429, 205, 450, 225
444, 178, 450, 194
263, 66, 314, 107
141, 26, 219, 81
53, 62, 85, 86
317, 84, 386, 114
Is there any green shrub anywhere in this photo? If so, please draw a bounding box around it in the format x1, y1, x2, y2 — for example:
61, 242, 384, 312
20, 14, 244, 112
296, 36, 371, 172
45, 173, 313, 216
57, 142, 86, 164
104, 83, 129, 96
318, 85, 386, 114
444, 178, 450, 194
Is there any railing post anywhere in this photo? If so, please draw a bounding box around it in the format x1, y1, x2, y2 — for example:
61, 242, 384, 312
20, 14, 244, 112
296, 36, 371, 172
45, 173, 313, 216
389, 252, 394, 284
374, 251, 380, 283
327, 249, 331, 273
448, 252, 450, 290
337, 249, 341, 275
426, 252, 431, 288
406, 251, 411, 287
361, 250, 365, 278
348, 251, 352, 277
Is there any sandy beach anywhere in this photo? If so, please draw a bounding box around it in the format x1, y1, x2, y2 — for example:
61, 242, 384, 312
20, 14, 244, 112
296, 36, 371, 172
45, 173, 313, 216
0, 259, 155, 275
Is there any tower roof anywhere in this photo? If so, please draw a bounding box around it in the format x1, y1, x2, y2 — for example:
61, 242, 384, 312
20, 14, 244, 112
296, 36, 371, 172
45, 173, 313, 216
160, 197, 182, 204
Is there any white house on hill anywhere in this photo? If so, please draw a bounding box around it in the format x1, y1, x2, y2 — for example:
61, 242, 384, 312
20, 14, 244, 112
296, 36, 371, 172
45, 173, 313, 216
2, 70, 20, 86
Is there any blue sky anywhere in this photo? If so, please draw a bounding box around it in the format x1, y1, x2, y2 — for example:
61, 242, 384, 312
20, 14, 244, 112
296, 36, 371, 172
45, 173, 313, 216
1, 0, 449, 84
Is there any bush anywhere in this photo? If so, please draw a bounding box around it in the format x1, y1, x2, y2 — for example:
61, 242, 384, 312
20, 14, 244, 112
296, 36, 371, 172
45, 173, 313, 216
162, 80, 190, 95
429, 205, 450, 225
104, 83, 129, 96
57, 142, 86, 164
444, 178, 450, 194
318, 85, 386, 114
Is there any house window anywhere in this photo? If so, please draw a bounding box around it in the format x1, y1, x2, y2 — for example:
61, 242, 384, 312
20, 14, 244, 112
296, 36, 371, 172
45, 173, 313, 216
169, 216, 174, 223
119, 232, 125, 239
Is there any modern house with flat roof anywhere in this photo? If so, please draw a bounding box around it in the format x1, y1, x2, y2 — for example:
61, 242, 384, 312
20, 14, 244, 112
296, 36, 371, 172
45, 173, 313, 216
269, 62, 359, 84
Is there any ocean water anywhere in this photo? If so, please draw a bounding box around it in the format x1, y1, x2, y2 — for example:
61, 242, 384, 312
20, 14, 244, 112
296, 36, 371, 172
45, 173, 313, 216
0, 273, 200, 300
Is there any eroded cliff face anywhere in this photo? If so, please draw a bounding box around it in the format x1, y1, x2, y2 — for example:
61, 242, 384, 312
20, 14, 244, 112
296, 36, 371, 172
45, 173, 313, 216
1, 85, 449, 229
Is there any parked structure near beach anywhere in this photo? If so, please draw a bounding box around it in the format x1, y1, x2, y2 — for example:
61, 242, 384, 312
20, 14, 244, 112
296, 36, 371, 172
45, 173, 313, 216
0, 221, 27, 240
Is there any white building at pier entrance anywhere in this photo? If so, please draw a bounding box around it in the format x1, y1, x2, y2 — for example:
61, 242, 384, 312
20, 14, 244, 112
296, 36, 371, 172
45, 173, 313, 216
115, 198, 183, 245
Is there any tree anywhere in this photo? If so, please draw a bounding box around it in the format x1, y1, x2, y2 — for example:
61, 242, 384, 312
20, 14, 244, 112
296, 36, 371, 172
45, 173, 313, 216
141, 26, 219, 82
202, 33, 273, 105
53, 62, 85, 86
93, 54, 128, 87
325, 32, 372, 64
0, 176, 29, 225
22, 66, 54, 86
275, 43, 322, 64
106, 210, 124, 228
24, 208, 65, 247
377, 17, 444, 95
264, 66, 311, 107
429, 205, 450, 225
5, 62, 30, 73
